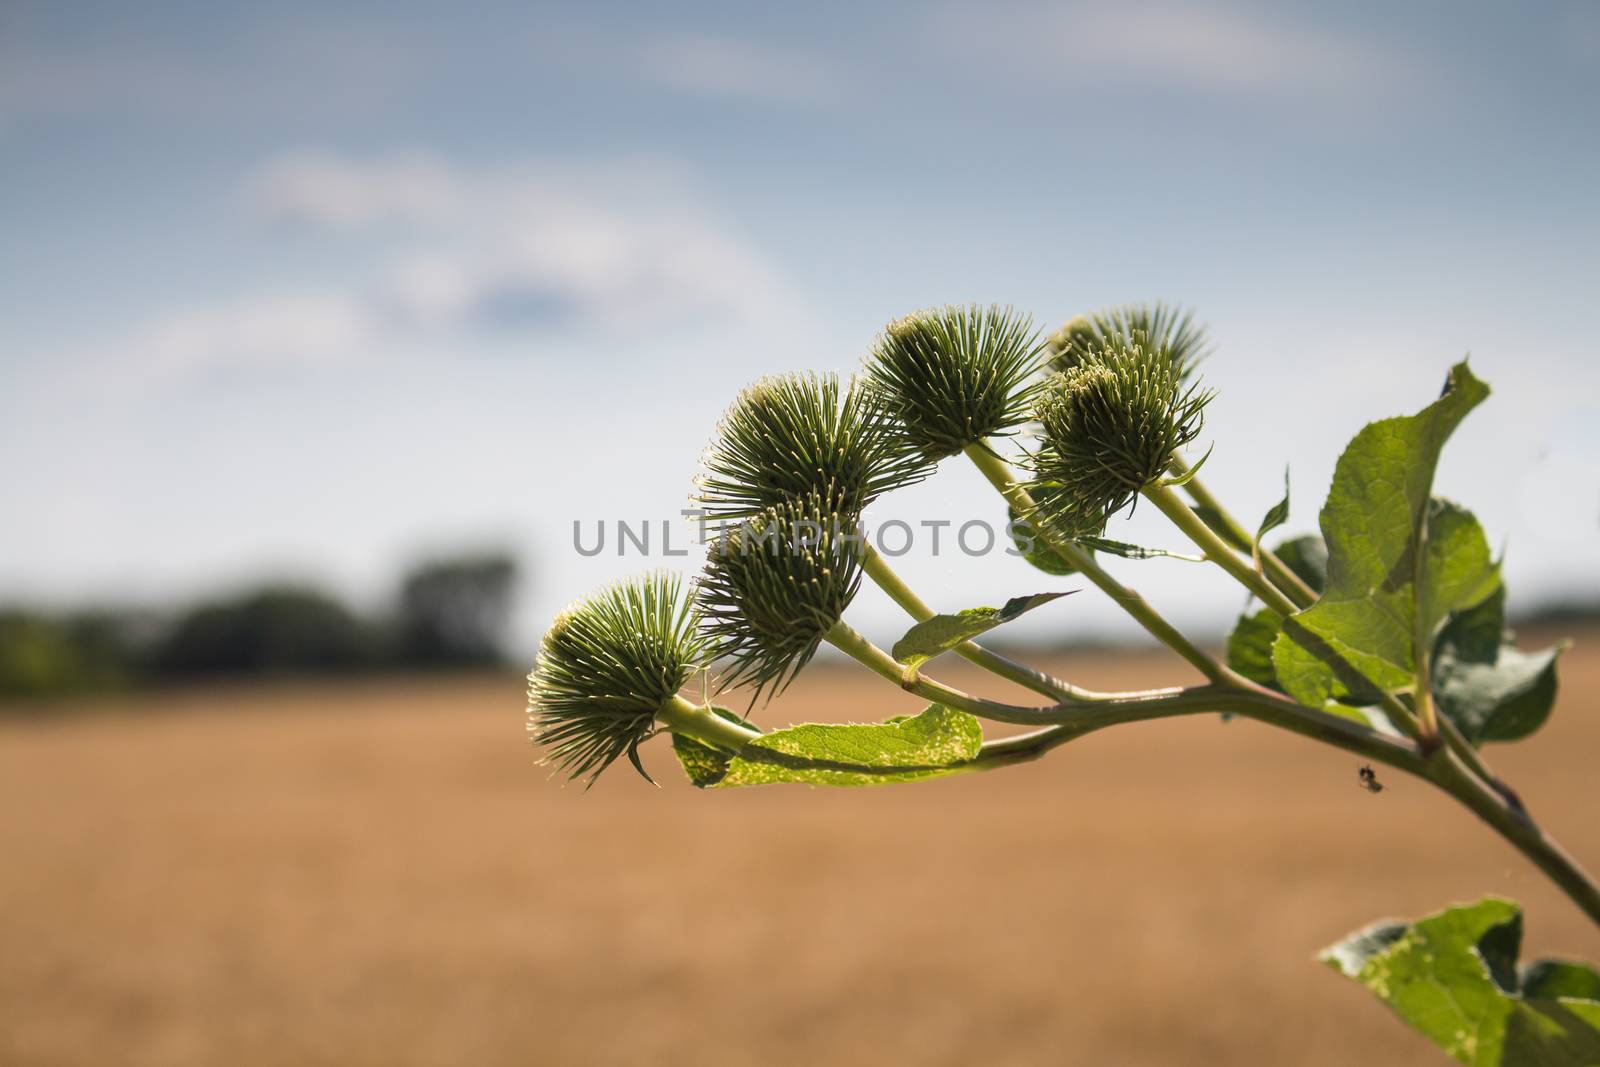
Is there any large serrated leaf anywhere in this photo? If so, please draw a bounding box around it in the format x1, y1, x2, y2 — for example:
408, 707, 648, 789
1434, 588, 1564, 744
891, 592, 1070, 667
1271, 363, 1499, 715
1322, 897, 1600, 1065
673, 704, 984, 788
1275, 498, 1499, 707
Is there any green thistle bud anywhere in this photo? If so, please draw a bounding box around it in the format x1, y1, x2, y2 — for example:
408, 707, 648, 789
1048, 302, 1209, 383
863, 304, 1044, 462
696, 492, 864, 700
1044, 314, 1099, 361
527, 573, 705, 784
1029, 336, 1214, 538
694, 372, 930, 521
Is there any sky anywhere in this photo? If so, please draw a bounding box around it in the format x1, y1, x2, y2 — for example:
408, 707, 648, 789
2, 1, 1598, 654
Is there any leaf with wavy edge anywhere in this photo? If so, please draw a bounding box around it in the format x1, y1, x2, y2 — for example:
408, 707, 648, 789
1323, 897, 1600, 1065
673, 704, 984, 788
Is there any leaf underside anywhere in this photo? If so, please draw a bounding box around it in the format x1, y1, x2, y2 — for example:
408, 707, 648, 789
672, 703, 984, 788
1323, 897, 1600, 1065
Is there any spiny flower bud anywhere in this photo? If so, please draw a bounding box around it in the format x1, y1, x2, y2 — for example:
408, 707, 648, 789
863, 304, 1044, 462
1029, 336, 1214, 538
527, 573, 705, 785
1047, 302, 1209, 383
696, 492, 864, 701
1045, 315, 1098, 361
694, 372, 930, 521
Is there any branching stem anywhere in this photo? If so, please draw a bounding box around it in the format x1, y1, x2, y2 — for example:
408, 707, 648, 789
657, 693, 762, 748
860, 543, 1102, 703
822, 619, 1421, 769
1166, 455, 1318, 608
962, 443, 1226, 684
1145, 482, 1298, 615
818, 619, 1600, 928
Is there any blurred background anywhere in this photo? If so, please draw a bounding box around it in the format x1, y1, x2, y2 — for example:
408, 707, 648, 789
3, 2, 1599, 1064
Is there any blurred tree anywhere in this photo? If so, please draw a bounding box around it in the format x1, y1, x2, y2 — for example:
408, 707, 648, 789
394, 553, 517, 668
153, 586, 378, 676
0, 611, 83, 699
0, 608, 147, 701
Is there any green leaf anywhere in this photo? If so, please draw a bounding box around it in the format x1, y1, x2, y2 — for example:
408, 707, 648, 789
1434, 587, 1564, 744
673, 704, 984, 789
1322, 897, 1600, 1065
891, 592, 1071, 667
1276, 498, 1499, 707
1271, 363, 1498, 713
1158, 442, 1214, 487
1226, 608, 1283, 690
1256, 469, 1291, 546
671, 706, 755, 787
1273, 533, 1328, 595
1007, 503, 1079, 575
1523, 962, 1600, 1002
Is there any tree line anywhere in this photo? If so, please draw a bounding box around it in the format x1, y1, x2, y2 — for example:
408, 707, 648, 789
0, 553, 519, 702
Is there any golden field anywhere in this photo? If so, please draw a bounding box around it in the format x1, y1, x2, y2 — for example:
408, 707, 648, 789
4, 635, 1599, 1066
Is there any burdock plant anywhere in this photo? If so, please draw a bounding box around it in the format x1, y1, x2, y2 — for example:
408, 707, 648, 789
527, 302, 1600, 1064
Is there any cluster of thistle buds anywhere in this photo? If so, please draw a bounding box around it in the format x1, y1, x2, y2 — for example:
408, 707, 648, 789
526, 298, 1600, 1065
525, 300, 1299, 784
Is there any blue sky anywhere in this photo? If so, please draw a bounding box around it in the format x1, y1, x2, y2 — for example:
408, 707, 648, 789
2, 1, 1598, 651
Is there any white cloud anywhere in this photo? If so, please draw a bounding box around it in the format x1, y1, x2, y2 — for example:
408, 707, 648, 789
67, 153, 797, 380
139, 293, 376, 374
635, 33, 842, 105
933, 2, 1424, 100
250, 153, 463, 228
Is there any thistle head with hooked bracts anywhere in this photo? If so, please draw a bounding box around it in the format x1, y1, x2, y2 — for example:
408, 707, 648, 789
1029, 334, 1213, 539
526, 573, 705, 784
1047, 301, 1210, 383
694, 371, 930, 522
863, 304, 1045, 463
695, 492, 865, 702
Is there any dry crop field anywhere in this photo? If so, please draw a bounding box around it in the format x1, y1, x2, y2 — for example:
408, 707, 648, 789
5, 634, 1600, 1066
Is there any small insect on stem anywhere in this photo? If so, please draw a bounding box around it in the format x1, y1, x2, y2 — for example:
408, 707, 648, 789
1357, 764, 1384, 794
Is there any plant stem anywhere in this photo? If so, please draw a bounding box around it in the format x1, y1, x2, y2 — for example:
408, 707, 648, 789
1151, 478, 1505, 781
962, 443, 1227, 684
823, 619, 1422, 770
860, 543, 1099, 703
1167, 455, 1318, 608
1145, 482, 1299, 616
1146, 482, 1433, 741
658, 693, 762, 749
1429, 751, 1600, 928
822, 617, 1600, 927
